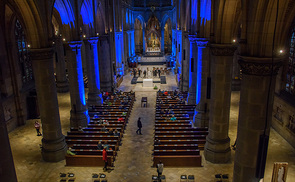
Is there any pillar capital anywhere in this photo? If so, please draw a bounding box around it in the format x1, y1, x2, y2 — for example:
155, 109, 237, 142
84, 37, 99, 45
188, 35, 198, 43
196, 38, 209, 48
238, 56, 283, 76
29, 47, 54, 60
66, 41, 82, 50
210, 44, 236, 56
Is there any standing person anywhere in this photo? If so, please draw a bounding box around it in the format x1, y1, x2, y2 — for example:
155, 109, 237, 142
136, 117, 142, 135
138, 68, 142, 77
102, 147, 108, 171
143, 70, 147, 78
157, 161, 164, 181
158, 68, 161, 78
34, 121, 42, 136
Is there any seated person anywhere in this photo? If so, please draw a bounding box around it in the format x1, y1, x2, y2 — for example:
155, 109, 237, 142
103, 141, 110, 150
170, 115, 177, 121
164, 91, 168, 95
168, 104, 173, 109
119, 105, 123, 109
99, 118, 103, 124
103, 120, 109, 125
114, 129, 120, 137
154, 139, 161, 145
101, 125, 108, 132
118, 117, 124, 122
169, 109, 174, 115
167, 95, 172, 99
108, 129, 114, 135
67, 147, 76, 156
157, 105, 161, 109
165, 100, 169, 104
78, 126, 84, 132
107, 101, 112, 106
122, 112, 127, 116
160, 109, 164, 114
97, 141, 103, 150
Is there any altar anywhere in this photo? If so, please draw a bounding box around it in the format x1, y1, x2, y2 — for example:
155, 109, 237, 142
143, 79, 153, 87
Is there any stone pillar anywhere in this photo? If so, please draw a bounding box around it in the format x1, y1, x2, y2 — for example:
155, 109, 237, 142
66, 42, 89, 128
161, 29, 165, 53
181, 32, 190, 91
193, 38, 210, 127
0, 96, 17, 182
142, 28, 146, 54
98, 35, 113, 92
30, 48, 67, 161
233, 57, 282, 182
232, 49, 241, 91
204, 44, 236, 163
54, 37, 69, 93
187, 35, 198, 104
84, 37, 102, 106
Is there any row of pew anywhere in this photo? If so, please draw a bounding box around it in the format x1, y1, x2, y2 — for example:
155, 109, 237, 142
153, 91, 208, 167
65, 92, 135, 167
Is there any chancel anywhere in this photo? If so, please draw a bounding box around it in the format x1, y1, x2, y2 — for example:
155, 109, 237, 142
0, 0, 295, 182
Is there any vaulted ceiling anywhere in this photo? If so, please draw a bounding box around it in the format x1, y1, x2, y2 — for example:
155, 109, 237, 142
133, 0, 172, 7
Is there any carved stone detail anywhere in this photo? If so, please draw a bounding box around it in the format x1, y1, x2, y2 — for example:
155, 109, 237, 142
196, 38, 209, 47
29, 48, 54, 60
65, 41, 82, 51
210, 44, 236, 56
238, 56, 283, 76
84, 37, 99, 45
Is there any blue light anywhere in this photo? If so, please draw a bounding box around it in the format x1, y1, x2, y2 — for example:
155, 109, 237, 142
200, 0, 211, 24
81, 0, 94, 26
92, 41, 101, 92
76, 47, 87, 106
54, 0, 75, 27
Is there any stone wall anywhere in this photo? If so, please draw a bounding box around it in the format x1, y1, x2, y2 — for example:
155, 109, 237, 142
272, 95, 295, 149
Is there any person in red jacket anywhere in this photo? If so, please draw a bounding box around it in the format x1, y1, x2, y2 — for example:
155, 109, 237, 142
103, 147, 108, 171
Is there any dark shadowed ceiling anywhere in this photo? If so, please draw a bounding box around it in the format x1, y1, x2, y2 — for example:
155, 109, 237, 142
133, 0, 172, 7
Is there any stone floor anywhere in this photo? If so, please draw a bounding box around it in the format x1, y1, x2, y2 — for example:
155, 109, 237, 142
9, 70, 295, 182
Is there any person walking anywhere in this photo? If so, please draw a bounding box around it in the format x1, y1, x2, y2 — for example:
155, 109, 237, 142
157, 160, 164, 181
136, 117, 142, 135
34, 121, 42, 136
103, 147, 108, 171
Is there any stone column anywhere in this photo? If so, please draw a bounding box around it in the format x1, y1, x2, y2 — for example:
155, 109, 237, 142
187, 35, 198, 104
233, 57, 282, 182
161, 29, 165, 53
0, 95, 17, 182
232, 49, 241, 91
193, 38, 210, 127
66, 42, 89, 128
142, 28, 146, 54
54, 37, 69, 93
98, 35, 113, 92
84, 37, 102, 106
204, 44, 236, 163
30, 48, 67, 161
181, 32, 190, 91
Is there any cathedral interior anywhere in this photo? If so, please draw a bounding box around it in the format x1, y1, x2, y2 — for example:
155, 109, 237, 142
0, 0, 295, 181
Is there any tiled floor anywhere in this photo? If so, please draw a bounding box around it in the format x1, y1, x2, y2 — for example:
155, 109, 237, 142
9, 70, 295, 182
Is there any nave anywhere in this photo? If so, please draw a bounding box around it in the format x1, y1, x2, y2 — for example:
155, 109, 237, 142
8, 73, 295, 182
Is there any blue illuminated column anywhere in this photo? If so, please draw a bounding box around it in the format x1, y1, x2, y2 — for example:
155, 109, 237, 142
66, 41, 89, 127
130, 30, 135, 56
54, 36, 69, 93
204, 44, 236, 163
115, 32, 124, 76
98, 35, 113, 92
84, 37, 102, 106
187, 35, 198, 104
161, 29, 165, 53
193, 38, 210, 127
172, 29, 176, 56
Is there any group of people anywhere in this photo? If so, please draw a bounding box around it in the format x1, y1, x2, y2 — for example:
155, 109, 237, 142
132, 67, 166, 78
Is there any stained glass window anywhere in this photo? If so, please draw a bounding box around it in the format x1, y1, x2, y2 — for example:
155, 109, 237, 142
15, 19, 33, 84
287, 28, 295, 94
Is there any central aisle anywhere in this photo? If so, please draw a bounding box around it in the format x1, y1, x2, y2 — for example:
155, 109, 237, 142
109, 91, 157, 181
